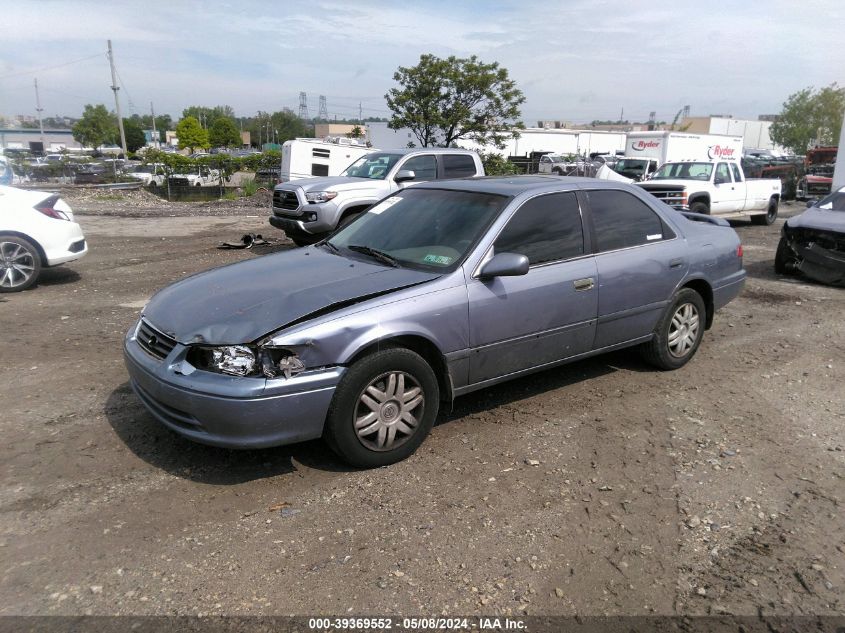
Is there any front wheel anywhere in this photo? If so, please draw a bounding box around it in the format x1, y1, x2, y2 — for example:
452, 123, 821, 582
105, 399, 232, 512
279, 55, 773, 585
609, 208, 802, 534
752, 198, 778, 225
640, 288, 706, 370
0, 235, 42, 293
689, 201, 709, 215
774, 236, 798, 275
323, 348, 439, 467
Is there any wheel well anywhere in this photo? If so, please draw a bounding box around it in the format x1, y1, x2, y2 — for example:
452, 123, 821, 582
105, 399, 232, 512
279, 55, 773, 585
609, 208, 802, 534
688, 194, 710, 208
0, 231, 47, 266
682, 279, 714, 329
348, 335, 453, 402
341, 205, 371, 219
770, 194, 780, 204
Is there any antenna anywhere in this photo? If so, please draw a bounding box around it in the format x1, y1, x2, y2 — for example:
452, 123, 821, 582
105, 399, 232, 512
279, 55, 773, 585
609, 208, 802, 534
318, 95, 328, 121
107, 40, 128, 156
34, 78, 44, 146
298, 92, 309, 121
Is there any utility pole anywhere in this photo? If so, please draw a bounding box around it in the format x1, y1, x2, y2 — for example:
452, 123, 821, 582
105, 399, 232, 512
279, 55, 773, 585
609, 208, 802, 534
359, 102, 363, 124
150, 102, 158, 148
107, 40, 128, 157
33, 78, 44, 146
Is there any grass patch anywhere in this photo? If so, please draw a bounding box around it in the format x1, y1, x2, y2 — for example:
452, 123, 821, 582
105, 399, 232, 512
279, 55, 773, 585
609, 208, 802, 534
241, 178, 259, 197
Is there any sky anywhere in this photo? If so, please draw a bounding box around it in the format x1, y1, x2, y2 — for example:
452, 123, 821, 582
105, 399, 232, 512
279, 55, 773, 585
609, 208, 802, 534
0, 0, 843, 126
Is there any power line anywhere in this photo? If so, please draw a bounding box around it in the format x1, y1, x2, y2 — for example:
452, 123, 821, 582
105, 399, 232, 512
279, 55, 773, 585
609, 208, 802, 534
0, 53, 104, 80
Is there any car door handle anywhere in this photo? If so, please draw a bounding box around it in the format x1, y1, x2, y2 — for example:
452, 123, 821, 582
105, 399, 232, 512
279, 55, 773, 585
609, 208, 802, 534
669, 258, 685, 269
573, 277, 594, 291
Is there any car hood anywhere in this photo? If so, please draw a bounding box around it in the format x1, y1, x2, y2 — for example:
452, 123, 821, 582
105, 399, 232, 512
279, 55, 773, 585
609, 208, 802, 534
787, 207, 845, 234
142, 246, 440, 345
639, 180, 692, 190
282, 177, 387, 193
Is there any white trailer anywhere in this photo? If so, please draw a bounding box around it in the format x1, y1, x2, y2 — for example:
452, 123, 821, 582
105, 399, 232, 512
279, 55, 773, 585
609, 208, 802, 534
624, 131, 743, 164
280, 137, 376, 182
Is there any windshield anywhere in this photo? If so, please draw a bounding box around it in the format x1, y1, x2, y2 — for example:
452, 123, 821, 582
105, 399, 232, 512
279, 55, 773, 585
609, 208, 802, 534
816, 188, 845, 211
614, 159, 647, 173
341, 153, 402, 179
328, 188, 509, 271
652, 162, 713, 180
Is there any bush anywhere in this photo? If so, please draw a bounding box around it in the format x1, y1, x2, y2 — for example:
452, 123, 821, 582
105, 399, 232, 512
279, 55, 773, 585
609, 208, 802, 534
478, 151, 520, 176
242, 178, 259, 197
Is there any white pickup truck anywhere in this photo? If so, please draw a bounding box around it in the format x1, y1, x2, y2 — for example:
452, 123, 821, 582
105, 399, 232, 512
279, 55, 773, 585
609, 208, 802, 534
638, 160, 782, 225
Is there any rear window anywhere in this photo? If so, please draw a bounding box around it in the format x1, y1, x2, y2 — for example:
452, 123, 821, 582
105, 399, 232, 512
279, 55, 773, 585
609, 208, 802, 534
442, 154, 478, 178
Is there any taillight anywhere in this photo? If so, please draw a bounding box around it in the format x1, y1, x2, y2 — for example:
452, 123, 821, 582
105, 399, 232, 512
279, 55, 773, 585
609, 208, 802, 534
737, 244, 744, 258
34, 195, 69, 221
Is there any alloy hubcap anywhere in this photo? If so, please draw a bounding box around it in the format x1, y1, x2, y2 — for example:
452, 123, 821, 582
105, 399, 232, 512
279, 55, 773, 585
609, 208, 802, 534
668, 302, 700, 358
354, 371, 424, 451
0, 242, 36, 288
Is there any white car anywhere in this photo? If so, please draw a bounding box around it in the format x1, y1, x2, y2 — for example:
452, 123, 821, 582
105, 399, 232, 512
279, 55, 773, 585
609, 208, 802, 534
0, 185, 88, 292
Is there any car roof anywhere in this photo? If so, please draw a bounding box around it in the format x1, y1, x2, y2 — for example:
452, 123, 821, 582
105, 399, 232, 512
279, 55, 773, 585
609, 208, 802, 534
370, 148, 478, 156
412, 175, 633, 196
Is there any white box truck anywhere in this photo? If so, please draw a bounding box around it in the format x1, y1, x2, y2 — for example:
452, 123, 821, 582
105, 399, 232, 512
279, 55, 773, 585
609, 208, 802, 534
280, 137, 376, 182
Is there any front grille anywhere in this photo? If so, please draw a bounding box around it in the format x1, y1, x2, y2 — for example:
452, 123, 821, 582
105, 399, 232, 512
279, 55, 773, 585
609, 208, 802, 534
136, 319, 177, 360
640, 186, 687, 208
273, 189, 300, 211
69, 239, 86, 253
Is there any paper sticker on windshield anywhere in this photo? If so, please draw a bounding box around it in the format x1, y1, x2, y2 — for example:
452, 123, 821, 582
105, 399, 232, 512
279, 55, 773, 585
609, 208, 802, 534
423, 254, 453, 265
368, 197, 401, 215
646, 233, 663, 241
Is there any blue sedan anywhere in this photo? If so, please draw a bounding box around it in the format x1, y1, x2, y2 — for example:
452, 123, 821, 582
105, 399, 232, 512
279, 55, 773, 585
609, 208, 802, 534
124, 176, 745, 467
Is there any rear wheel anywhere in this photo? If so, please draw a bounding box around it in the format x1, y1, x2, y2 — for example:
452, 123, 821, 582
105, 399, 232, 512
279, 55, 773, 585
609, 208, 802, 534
689, 201, 709, 215
0, 235, 42, 293
640, 288, 706, 370
323, 348, 439, 467
752, 198, 778, 225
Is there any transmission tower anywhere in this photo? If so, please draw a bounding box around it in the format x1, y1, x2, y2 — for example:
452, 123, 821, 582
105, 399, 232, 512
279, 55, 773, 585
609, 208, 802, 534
298, 92, 309, 121
318, 95, 328, 121
683, 104, 691, 118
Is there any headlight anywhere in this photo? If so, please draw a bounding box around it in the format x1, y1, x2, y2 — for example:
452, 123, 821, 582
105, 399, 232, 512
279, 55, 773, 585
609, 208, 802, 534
211, 345, 256, 376
305, 191, 338, 203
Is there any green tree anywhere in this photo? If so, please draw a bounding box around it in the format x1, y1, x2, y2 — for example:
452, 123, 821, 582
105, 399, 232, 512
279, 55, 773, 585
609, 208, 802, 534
771, 83, 845, 154
182, 105, 235, 128
385, 54, 525, 149
209, 117, 241, 147
122, 118, 147, 152
72, 104, 117, 150
478, 151, 519, 175
347, 125, 364, 139
175, 116, 210, 152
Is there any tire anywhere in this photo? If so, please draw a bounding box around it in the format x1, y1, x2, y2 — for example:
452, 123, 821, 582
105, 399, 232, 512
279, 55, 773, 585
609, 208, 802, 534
0, 235, 42, 293
689, 201, 709, 215
195, 182, 202, 187
640, 288, 706, 370
774, 236, 797, 275
323, 348, 439, 467
752, 198, 778, 225
552, 168, 563, 176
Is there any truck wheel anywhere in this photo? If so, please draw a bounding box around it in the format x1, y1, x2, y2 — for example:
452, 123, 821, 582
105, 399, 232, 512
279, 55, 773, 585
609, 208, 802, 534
323, 348, 439, 468
639, 288, 706, 371
774, 237, 797, 275
689, 201, 709, 215
752, 198, 778, 225
0, 235, 42, 293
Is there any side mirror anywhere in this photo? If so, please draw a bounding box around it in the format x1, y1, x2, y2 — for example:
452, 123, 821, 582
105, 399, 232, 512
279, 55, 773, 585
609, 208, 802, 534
478, 252, 530, 279
394, 169, 416, 183
806, 198, 817, 208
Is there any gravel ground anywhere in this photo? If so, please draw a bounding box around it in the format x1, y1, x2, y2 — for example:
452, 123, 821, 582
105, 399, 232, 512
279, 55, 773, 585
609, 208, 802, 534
0, 197, 842, 620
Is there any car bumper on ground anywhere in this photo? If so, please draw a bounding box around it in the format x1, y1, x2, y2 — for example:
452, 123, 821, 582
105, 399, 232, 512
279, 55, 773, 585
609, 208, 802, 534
123, 326, 344, 449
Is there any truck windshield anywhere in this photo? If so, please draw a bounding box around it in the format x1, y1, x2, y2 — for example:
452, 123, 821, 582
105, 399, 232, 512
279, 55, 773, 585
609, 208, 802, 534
341, 153, 402, 180
652, 162, 713, 181
327, 188, 508, 271
614, 159, 647, 174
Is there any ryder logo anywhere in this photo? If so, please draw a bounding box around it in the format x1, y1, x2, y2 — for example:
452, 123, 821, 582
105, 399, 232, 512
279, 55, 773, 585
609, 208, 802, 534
631, 140, 660, 152
708, 145, 736, 159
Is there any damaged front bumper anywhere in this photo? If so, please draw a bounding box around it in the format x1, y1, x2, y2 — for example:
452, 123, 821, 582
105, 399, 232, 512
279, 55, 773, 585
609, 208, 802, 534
123, 326, 345, 449
780, 226, 845, 286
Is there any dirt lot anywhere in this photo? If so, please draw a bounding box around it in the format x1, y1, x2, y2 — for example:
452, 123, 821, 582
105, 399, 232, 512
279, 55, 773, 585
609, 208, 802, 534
1, 194, 843, 620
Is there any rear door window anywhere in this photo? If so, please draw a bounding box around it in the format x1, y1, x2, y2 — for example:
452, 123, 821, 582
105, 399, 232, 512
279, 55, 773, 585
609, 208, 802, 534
730, 163, 743, 182
442, 154, 478, 178
586, 190, 671, 252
